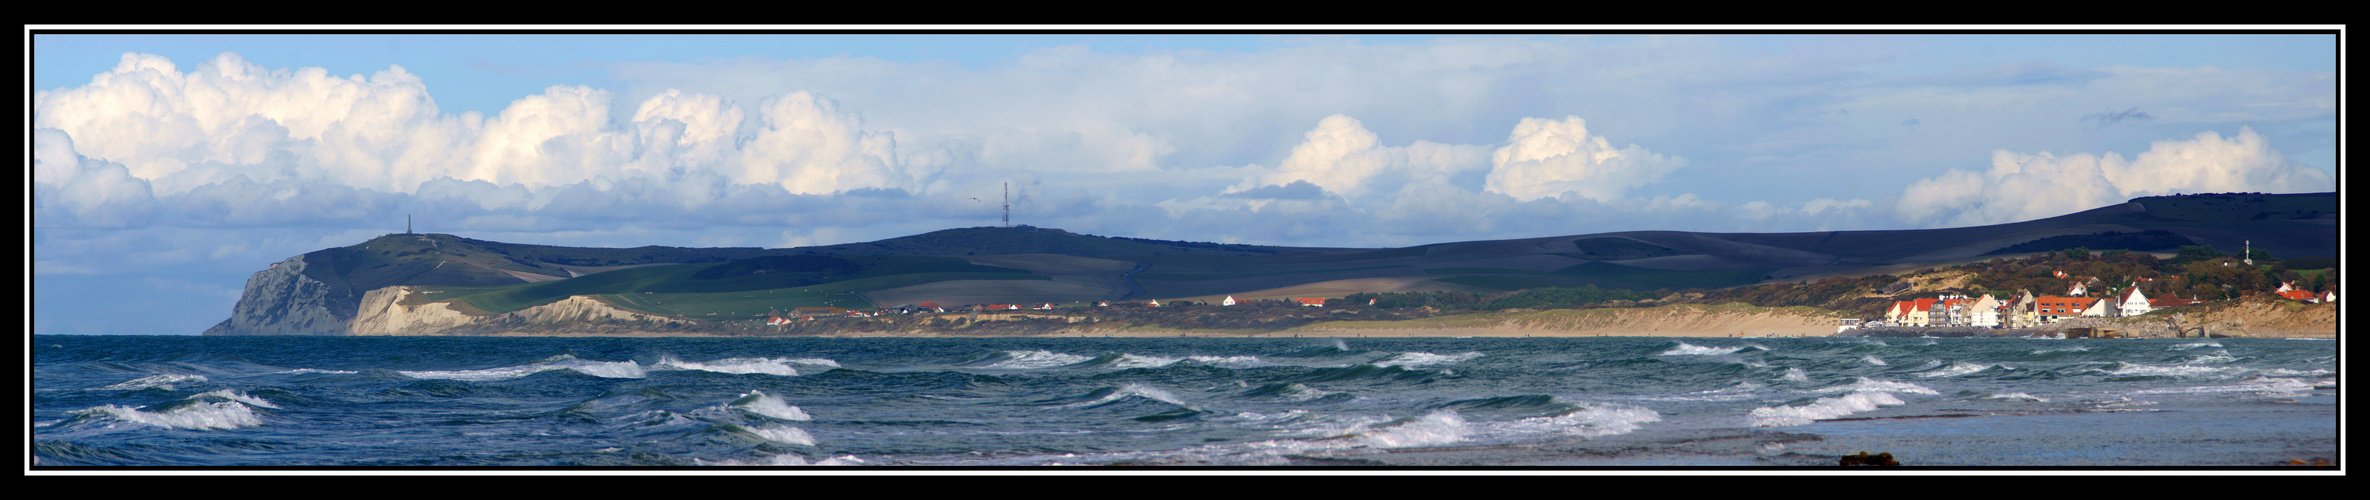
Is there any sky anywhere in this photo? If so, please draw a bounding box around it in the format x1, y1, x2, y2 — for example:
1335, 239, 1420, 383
27, 29, 2343, 335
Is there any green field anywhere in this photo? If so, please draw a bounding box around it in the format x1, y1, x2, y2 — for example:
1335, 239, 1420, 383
411, 255, 1048, 317
1135, 265, 1405, 281
1429, 275, 1561, 291
1416, 261, 1768, 291
2105, 192, 2336, 230
1550, 261, 1770, 290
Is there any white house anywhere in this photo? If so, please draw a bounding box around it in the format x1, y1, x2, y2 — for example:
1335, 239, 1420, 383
1221, 295, 1237, 306
2079, 297, 2113, 318
1963, 294, 2002, 327
2115, 285, 2151, 318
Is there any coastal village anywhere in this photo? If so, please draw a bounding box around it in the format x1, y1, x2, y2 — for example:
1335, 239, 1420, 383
1872, 278, 2332, 330
1855, 244, 2336, 338
736, 243, 2336, 340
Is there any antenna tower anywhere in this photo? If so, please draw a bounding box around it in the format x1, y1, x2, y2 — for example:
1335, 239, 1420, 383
1002, 182, 1011, 228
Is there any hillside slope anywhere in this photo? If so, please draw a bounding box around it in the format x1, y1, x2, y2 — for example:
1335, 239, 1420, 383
204, 192, 2335, 335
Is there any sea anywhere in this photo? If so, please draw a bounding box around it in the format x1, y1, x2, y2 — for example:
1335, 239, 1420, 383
29, 334, 2340, 470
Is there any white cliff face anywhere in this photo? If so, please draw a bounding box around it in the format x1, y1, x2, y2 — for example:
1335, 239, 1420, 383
203, 256, 348, 336
344, 287, 685, 334
348, 286, 477, 335
501, 295, 682, 326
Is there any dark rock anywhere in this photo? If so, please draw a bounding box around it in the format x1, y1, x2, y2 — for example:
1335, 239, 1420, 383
1839, 451, 1899, 466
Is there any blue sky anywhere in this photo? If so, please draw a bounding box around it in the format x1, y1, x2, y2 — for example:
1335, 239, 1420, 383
28, 29, 2342, 334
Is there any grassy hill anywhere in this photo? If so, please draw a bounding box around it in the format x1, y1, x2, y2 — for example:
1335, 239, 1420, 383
266, 192, 2333, 328
407, 255, 1046, 318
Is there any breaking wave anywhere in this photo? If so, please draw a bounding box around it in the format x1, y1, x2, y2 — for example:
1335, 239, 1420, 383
1750, 391, 1906, 427
397, 355, 645, 381
657, 356, 838, 376
732, 390, 812, 421
72, 401, 265, 431
100, 374, 207, 391
967, 350, 1094, 369
1371, 351, 1483, 369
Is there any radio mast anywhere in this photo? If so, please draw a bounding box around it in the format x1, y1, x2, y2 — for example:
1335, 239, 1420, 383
1003, 182, 1011, 228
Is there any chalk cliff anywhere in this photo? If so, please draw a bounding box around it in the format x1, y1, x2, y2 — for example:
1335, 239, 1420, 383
498, 295, 684, 326
347, 286, 477, 335
202, 256, 351, 336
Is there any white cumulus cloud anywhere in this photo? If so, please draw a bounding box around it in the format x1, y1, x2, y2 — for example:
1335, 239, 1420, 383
1238, 114, 1490, 198
1894, 126, 2333, 227
738, 91, 908, 195
1484, 116, 1687, 202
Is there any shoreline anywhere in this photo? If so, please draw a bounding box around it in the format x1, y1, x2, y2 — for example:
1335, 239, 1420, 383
231, 298, 2341, 340
446, 328, 2329, 339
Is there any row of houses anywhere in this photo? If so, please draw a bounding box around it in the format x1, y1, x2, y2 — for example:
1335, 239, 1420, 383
2274, 281, 2340, 303
1884, 287, 2162, 328
1885, 279, 2332, 328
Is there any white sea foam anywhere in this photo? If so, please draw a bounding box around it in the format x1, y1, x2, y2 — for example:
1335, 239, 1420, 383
1629, 381, 1766, 403
1109, 354, 1181, 369
1259, 384, 1337, 402
1372, 351, 1483, 368
1108, 353, 1262, 369
191, 390, 279, 409
1750, 391, 1906, 427
2170, 342, 2223, 350
1860, 355, 1888, 366
656, 356, 827, 376
746, 424, 817, 446
1513, 404, 1662, 437
733, 390, 812, 421
1779, 367, 1810, 382
2133, 377, 2316, 396
1226, 409, 1311, 425
1918, 361, 1994, 378
278, 368, 358, 375
1186, 355, 1269, 368
1354, 410, 1471, 448
1659, 342, 1742, 356
700, 453, 860, 466
983, 350, 1093, 369
1981, 392, 2048, 402
2259, 368, 2334, 377
77, 401, 263, 430
1820, 378, 1938, 395
1064, 383, 1187, 408
398, 355, 646, 381
2107, 362, 2244, 379
100, 374, 207, 391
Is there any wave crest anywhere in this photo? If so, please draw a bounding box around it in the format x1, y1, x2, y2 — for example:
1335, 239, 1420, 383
397, 355, 646, 381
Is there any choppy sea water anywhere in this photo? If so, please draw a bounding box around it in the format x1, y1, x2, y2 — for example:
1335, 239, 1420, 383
31, 335, 2339, 468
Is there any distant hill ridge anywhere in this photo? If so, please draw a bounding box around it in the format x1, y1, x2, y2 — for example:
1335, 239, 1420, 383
203, 192, 2335, 336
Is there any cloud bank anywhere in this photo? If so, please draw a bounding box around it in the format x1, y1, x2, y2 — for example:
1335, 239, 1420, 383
1894, 126, 2334, 227
35, 47, 2336, 247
